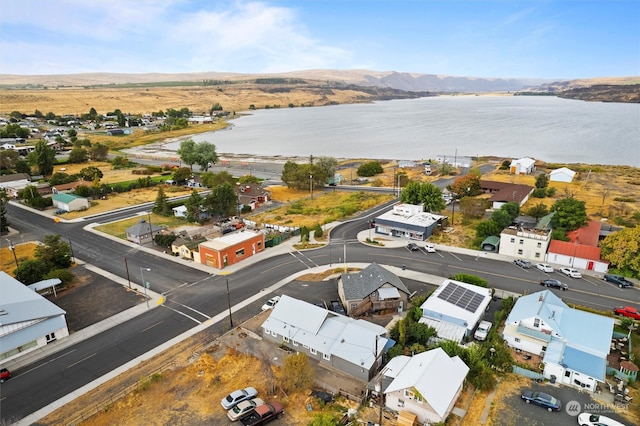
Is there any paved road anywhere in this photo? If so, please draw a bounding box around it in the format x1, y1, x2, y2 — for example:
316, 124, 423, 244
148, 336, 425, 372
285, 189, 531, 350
1, 198, 638, 423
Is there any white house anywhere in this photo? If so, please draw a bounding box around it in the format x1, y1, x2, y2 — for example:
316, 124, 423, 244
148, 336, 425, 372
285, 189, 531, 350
261, 295, 392, 382
509, 157, 536, 175
419, 279, 492, 342
374, 203, 444, 241
51, 193, 90, 212
0, 272, 69, 364
549, 167, 576, 183
499, 226, 552, 262
172, 205, 187, 218
502, 290, 614, 392
381, 348, 469, 424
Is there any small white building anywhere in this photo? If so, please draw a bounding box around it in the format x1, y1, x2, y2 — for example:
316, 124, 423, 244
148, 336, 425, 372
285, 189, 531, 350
52, 193, 90, 212
510, 157, 536, 175
382, 348, 469, 424
549, 167, 576, 183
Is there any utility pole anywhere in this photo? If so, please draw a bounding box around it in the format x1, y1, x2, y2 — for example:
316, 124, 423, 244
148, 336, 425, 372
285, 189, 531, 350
226, 278, 234, 328
124, 258, 131, 289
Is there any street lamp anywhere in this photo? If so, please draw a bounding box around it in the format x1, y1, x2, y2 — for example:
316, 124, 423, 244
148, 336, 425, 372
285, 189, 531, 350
140, 267, 151, 308
6, 238, 18, 267
310, 174, 313, 199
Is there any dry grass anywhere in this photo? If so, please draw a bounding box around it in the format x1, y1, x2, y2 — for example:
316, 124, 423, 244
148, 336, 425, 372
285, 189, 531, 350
0, 85, 381, 116
0, 243, 38, 275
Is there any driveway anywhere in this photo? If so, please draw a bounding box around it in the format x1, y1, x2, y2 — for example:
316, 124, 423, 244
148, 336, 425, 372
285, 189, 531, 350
497, 381, 631, 426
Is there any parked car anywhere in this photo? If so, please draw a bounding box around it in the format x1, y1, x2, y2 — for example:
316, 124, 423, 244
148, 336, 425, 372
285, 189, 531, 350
407, 242, 419, 251
227, 398, 265, 421
535, 263, 554, 273
261, 296, 280, 311
424, 243, 436, 253
514, 259, 532, 268
614, 306, 640, 320
577, 413, 626, 426
473, 320, 492, 341
604, 274, 634, 288
540, 279, 568, 291
560, 267, 582, 278
221, 387, 259, 410
521, 390, 562, 412
240, 401, 284, 426
0, 368, 11, 383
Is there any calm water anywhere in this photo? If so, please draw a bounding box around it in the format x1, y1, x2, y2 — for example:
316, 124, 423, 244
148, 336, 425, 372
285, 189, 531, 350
172, 96, 640, 167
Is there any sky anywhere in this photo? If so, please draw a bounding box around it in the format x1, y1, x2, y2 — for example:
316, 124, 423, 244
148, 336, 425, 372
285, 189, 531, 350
1, 0, 639, 79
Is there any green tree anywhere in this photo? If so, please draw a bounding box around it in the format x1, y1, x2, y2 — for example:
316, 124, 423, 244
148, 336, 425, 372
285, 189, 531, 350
28, 140, 56, 176
90, 142, 109, 161
238, 174, 260, 184
152, 187, 171, 216
526, 202, 549, 220
281, 161, 301, 189
194, 140, 219, 171
459, 197, 488, 219
15, 159, 31, 174
491, 209, 512, 229
317, 157, 338, 184
173, 167, 192, 184
279, 352, 314, 394
0, 123, 30, 138
35, 234, 72, 269
14, 259, 50, 285
177, 139, 198, 170
551, 197, 587, 231
78, 166, 103, 181
600, 226, 640, 277
201, 170, 235, 188
0, 188, 9, 233
49, 172, 72, 185
400, 181, 445, 212
475, 219, 502, 240
68, 148, 88, 163
209, 183, 238, 217
535, 173, 549, 189
0, 149, 20, 171
184, 189, 204, 222
357, 161, 383, 177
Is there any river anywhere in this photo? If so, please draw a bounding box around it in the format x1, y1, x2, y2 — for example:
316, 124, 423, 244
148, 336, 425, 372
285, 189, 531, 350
164, 96, 640, 167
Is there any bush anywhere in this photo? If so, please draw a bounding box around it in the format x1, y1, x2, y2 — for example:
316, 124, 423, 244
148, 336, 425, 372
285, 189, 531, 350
45, 269, 75, 285
357, 161, 383, 177
450, 273, 488, 287
532, 188, 547, 198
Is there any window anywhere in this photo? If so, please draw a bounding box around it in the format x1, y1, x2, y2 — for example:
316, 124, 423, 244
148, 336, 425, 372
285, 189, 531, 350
397, 400, 404, 408
515, 337, 521, 343
510, 238, 515, 243
519, 239, 524, 245
517, 249, 523, 255
283, 337, 289, 343
271, 330, 277, 337
535, 252, 541, 258
292, 340, 298, 346
534, 318, 540, 328
323, 353, 330, 361
565, 371, 571, 377
235, 248, 245, 257
303, 344, 309, 349
310, 348, 317, 355
46, 333, 57, 343
537, 242, 542, 248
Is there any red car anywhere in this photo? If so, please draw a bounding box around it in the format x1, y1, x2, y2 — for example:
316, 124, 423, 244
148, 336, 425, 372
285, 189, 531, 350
614, 306, 640, 320
0, 368, 11, 383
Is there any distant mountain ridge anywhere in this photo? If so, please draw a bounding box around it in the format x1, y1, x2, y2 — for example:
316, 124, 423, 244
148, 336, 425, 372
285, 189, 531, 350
0, 69, 637, 95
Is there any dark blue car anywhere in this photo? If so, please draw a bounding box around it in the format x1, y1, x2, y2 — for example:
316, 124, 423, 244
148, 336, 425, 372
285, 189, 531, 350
521, 390, 562, 412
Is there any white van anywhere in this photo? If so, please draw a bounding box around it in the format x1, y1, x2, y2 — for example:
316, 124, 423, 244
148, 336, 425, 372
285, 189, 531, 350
474, 321, 492, 341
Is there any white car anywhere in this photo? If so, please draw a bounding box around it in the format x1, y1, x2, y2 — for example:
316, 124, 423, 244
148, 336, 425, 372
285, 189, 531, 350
425, 243, 436, 253
227, 397, 265, 421
577, 413, 626, 426
536, 263, 554, 273
560, 267, 582, 278
261, 296, 281, 311
473, 321, 492, 341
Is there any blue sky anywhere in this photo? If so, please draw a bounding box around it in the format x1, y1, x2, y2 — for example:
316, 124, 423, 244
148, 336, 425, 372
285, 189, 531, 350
1, 0, 638, 79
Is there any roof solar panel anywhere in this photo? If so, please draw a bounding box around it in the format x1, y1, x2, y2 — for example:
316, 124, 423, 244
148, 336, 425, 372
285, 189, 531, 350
437, 282, 485, 313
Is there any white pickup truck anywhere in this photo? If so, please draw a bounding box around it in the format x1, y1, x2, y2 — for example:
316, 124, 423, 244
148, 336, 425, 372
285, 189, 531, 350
474, 321, 492, 341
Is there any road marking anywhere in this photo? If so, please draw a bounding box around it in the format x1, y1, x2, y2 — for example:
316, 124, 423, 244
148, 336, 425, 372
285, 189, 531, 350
21, 349, 77, 375
582, 277, 603, 288
448, 252, 462, 261
141, 321, 164, 333
67, 353, 97, 369
165, 300, 211, 319
160, 305, 202, 324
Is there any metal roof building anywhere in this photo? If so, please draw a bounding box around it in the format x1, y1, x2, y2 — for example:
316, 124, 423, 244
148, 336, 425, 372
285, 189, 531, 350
0, 272, 69, 364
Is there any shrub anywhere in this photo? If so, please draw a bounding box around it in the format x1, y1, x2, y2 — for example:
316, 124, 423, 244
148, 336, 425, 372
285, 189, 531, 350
357, 161, 383, 177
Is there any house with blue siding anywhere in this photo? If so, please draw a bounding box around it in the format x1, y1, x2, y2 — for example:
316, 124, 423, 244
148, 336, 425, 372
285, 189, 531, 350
502, 290, 614, 392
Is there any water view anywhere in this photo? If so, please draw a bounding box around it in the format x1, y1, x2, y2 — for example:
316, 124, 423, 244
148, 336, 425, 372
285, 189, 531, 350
170, 96, 639, 167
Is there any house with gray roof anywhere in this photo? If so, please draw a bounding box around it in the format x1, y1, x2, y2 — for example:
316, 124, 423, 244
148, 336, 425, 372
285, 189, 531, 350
261, 295, 392, 382
125, 219, 163, 245
380, 347, 469, 424
338, 263, 410, 317
52, 193, 89, 212
374, 203, 444, 241
0, 272, 69, 364
502, 290, 614, 392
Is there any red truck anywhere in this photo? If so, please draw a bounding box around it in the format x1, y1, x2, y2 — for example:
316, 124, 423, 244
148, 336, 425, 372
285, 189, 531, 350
614, 306, 640, 320
240, 401, 284, 426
